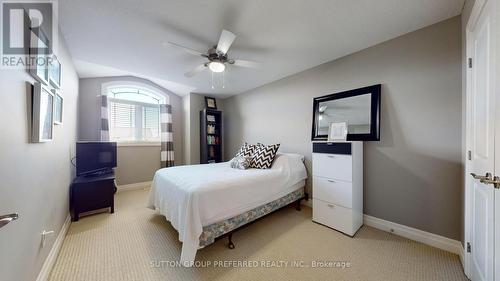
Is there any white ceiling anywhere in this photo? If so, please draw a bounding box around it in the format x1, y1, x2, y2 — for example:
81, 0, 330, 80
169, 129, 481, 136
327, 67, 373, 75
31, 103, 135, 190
58, 0, 464, 98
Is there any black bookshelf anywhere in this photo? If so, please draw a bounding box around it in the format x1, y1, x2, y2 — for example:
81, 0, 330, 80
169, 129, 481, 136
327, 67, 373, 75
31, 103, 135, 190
200, 109, 223, 164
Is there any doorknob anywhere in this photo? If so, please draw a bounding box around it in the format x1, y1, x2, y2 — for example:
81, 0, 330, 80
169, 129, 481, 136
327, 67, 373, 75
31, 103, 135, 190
480, 176, 500, 189
470, 172, 492, 181
0, 213, 19, 229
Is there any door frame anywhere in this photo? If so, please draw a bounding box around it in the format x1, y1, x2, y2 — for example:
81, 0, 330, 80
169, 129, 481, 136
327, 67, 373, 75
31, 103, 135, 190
494, 0, 500, 279
463, 0, 487, 278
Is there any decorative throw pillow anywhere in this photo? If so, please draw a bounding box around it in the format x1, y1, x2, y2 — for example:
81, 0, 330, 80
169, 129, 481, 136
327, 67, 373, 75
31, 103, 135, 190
235, 142, 257, 157
230, 155, 252, 170
250, 143, 280, 169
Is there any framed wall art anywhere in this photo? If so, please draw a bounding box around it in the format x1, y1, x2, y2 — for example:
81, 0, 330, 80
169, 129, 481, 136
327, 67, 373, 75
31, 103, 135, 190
32, 82, 54, 142
205, 96, 217, 109
53, 89, 63, 125
49, 55, 61, 88
29, 29, 51, 85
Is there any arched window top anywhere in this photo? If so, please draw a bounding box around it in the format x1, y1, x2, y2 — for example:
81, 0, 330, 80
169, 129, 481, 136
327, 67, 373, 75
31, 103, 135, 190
101, 80, 168, 143
109, 87, 162, 104
101, 81, 168, 104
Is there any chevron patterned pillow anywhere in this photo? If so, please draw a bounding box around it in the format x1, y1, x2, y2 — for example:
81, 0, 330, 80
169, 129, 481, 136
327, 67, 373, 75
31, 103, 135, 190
235, 142, 257, 157
250, 143, 280, 169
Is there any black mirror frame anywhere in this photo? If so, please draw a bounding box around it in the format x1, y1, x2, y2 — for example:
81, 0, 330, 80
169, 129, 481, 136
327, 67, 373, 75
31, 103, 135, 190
311, 84, 381, 141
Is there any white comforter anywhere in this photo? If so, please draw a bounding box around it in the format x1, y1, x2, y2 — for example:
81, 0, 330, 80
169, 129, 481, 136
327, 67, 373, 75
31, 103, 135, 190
147, 153, 307, 265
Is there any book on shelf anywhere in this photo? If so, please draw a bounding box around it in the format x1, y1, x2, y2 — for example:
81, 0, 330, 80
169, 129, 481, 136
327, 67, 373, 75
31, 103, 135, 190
209, 146, 215, 158
207, 124, 216, 134
207, 135, 220, 145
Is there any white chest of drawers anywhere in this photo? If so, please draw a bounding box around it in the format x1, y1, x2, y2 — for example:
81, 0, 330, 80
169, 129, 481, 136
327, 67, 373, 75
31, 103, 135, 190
312, 142, 363, 236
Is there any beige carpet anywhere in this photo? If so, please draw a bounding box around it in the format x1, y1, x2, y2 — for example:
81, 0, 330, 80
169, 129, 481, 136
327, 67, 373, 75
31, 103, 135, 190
49, 189, 467, 281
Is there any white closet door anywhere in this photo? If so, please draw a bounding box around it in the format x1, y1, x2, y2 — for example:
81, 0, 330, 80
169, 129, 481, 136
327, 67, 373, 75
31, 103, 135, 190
467, 0, 497, 280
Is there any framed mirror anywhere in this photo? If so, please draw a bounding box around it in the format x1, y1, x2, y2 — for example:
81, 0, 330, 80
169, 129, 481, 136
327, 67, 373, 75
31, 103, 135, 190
311, 84, 381, 141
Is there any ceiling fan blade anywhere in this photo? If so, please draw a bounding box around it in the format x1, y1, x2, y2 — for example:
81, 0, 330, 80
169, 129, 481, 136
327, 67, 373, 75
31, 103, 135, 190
168, 42, 206, 57
232, 59, 260, 68
184, 64, 206, 77
216, 30, 236, 55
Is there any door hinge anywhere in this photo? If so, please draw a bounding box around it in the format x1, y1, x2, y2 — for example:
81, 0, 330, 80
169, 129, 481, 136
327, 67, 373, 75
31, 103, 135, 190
468, 58, 473, 68
468, 150, 472, 161
467, 242, 471, 253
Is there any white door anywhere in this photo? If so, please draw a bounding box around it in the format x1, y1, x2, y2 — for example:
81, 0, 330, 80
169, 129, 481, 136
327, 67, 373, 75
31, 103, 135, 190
466, 0, 497, 280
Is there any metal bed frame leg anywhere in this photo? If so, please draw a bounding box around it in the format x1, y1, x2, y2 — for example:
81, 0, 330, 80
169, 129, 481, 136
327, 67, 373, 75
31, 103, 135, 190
296, 199, 302, 211
227, 233, 235, 249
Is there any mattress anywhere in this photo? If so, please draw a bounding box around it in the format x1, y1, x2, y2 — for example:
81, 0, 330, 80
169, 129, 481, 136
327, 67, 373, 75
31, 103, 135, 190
147, 153, 307, 265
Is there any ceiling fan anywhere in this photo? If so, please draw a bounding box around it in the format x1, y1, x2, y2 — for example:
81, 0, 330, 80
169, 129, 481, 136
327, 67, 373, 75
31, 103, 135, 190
169, 30, 259, 78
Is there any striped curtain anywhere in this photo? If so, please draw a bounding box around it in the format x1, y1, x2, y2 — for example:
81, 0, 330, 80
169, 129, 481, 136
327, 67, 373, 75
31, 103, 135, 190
100, 95, 109, 141
160, 104, 175, 167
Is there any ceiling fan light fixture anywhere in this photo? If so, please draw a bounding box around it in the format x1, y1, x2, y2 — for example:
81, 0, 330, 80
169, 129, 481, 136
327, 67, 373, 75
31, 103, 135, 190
208, 61, 225, 73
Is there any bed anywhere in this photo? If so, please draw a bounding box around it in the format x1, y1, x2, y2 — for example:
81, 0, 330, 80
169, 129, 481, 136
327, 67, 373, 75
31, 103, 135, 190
147, 153, 308, 266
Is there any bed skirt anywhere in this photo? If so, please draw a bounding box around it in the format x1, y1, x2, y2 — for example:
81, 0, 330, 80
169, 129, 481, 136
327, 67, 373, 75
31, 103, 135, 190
199, 187, 305, 247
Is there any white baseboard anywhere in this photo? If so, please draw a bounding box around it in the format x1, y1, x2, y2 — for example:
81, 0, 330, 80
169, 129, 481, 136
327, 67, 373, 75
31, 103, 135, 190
301, 199, 312, 208
116, 181, 152, 192
363, 215, 464, 256
36, 214, 71, 281
459, 247, 465, 267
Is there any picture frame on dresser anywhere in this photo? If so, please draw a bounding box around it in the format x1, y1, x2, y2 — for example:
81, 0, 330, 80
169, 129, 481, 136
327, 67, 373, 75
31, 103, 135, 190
328, 122, 348, 142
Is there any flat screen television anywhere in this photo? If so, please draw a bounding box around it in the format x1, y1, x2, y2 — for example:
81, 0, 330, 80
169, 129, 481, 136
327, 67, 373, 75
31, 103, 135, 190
76, 142, 117, 176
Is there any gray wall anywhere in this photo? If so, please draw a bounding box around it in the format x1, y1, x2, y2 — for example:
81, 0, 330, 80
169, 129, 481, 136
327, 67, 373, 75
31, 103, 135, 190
224, 17, 462, 240
189, 93, 206, 164
183, 93, 224, 164
0, 33, 79, 281
116, 146, 161, 184
78, 76, 183, 185
182, 94, 191, 165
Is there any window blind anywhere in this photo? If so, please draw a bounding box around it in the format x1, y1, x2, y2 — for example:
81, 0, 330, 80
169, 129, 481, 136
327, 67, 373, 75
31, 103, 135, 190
109, 100, 160, 142
142, 106, 160, 140
110, 101, 136, 141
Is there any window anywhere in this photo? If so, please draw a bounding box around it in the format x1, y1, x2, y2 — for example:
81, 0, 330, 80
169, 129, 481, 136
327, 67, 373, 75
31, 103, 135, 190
106, 85, 165, 143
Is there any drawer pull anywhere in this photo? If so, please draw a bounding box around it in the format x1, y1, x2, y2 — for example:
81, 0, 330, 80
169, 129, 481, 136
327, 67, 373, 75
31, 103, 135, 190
327, 155, 336, 158
327, 180, 336, 183
327, 204, 335, 208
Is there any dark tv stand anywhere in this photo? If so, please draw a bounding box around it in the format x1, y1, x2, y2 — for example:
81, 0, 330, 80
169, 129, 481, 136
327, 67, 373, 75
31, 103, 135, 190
70, 170, 116, 221
83, 169, 114, 178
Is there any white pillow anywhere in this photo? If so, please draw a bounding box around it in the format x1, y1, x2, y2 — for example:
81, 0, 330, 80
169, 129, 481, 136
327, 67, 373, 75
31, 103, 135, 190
271, 153, 305, 170
270, 153, 308, 182
275, 152, 305, 163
